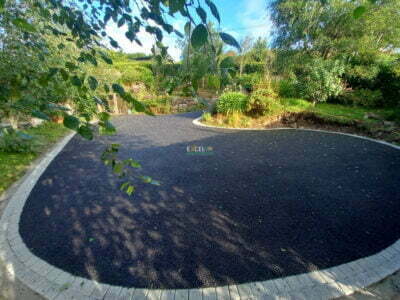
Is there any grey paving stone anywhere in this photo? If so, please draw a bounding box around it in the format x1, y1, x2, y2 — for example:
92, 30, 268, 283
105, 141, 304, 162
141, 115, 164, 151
132, 288, 149, 300
271, 278, 290, 294
90, 284, 111, 299
202, 287, 217, 300
236, 284, 254, 299
188, 288, 203, 300
104, 286, 123, 299
260, 280, 280, 296
215, 286, 230, 300
228, 285, 240, 300
118, 287, 134, 300
160, 289, 176, 300
175, 289, 189, 300
147, 289, 163, 300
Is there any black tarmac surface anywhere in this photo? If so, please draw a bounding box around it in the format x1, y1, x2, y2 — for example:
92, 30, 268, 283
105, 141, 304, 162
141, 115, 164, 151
19, 112, 400, 288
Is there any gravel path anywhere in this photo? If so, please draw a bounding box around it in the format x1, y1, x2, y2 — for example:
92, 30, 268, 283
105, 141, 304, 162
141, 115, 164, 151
19, 112, 400, 289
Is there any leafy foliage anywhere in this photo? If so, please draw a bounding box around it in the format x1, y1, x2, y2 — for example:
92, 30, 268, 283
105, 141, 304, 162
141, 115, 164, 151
295, 59, 345, 103
246, 88, 281, 115
0, 129, 36, 153
216, 92, 248, 114
337, 89, 383, 107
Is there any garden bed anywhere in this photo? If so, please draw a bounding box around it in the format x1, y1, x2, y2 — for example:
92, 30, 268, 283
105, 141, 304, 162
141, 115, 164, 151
201, 101, 400, 145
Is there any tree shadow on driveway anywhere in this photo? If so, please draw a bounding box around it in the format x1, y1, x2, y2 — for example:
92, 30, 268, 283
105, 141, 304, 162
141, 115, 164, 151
19, 118, 400, 289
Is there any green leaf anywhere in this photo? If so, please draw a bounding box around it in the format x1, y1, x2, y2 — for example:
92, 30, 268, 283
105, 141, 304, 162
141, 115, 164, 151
59, 69, 69, 81
12, 18, 36, 32
99, 52, 113, 64
70, 76, 82, 87
104, 84, 110, 93
353, 6, 366, 19
99, 112, 111, 121
0, 0, 5, 10
112, 83, 125, 96
220, 56, 236, 69
78, 126, 93, 140
113, 163, 124, 174
169, 0, 185, 14
117, 17, 125, 27
31, 110, 50, 121
126, 185, 135, 196
191, 24, 208, 49
65, 62, 77, 70
219, 32, 241, 51
123, 94, 147, 112
63, 115, 80, 130
47, 68, 59, 79
205, 0, 220, 23
184, 22, 191, 35
120, 182, 130, 192
110, 39, 119, 48
140, 176, 152, 183
88, 76, 98, 90
196, 7, 207, 23
100, 120, 116, 135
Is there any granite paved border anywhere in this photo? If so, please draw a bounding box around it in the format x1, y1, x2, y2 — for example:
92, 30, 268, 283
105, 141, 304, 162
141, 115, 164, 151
1, 118, 400, 299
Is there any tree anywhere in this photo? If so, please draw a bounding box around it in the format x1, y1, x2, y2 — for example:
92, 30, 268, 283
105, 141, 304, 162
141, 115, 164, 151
238, 35, 254, 76
270, 0, 400, 59
0, 0, 239, 193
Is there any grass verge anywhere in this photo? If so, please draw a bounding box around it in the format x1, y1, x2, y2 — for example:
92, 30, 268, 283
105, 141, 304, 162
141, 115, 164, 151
0, 122, 70, 195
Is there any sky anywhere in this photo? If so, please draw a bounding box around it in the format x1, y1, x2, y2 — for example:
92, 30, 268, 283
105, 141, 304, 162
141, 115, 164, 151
105, 0, 273, 61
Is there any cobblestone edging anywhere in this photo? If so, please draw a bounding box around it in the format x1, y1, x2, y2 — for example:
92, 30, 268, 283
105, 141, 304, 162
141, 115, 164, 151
0, 122, 400, 300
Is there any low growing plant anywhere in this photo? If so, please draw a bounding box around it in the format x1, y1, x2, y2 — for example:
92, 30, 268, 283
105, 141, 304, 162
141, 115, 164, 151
337, 89, 383, 107
0, 128, 37, 153
246, 88, 282, 115
216, 92, 248, 114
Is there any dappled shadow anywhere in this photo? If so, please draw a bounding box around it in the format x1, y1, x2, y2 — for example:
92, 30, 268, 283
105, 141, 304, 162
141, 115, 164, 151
19, 114, 400, 289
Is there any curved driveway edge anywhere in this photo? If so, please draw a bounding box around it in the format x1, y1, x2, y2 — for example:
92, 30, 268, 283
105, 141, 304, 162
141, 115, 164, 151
0, 119, 400, 299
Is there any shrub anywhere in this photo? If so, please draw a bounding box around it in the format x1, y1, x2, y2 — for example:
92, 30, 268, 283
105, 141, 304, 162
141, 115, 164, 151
337, 89, 383, 107
295, 59, 345, 104
0, 129, 37, 153
278, 78, 298, 98
216, 92, 248, 114
202, 112, 212, 122
243, 62, 265, 74
375, 65, 400, 107
246, 88, 282, 115
236, 74, 260, 92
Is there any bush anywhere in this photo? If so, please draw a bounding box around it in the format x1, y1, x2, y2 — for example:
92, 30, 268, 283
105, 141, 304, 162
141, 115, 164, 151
278, 78, 298, 98
202, 112, 212, 122
295, 58, 345, 104
0, 129, 37, 153
236, 74, 261, 92
243, 62, 265, 74
246, 88, 282, 115
375, 65, 400, 107
336, 89, 383, 107
216, 92, 248, 114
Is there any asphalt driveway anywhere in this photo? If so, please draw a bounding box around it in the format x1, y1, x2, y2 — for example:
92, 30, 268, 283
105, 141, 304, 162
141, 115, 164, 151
19, 112, 400, 289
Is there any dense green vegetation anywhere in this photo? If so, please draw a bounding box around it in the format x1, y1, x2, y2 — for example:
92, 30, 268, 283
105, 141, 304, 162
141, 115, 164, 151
200, 0, 400, 144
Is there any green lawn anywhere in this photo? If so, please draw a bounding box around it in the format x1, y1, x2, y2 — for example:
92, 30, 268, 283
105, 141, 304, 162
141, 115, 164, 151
0, 122, 69, 195
281, 98, 396, 124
